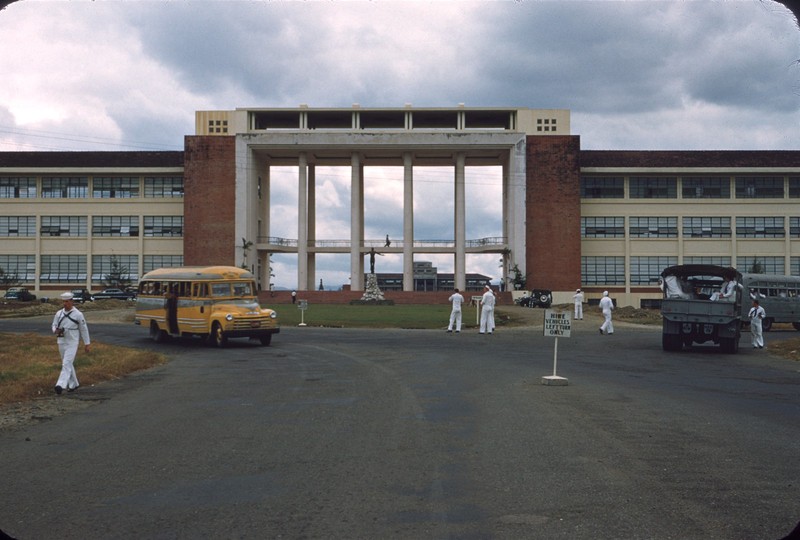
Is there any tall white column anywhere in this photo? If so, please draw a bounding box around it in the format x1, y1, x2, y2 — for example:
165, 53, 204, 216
403, 152, 414, 291
454, 153, 466, 291
260, 163, 272, 290
307, 165, 316, 290
297, 153, 308, 290
350, 153, 364, 290
508, 138, 527, 280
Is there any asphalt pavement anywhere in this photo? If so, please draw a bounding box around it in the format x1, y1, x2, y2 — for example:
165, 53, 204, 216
1, 316, 799, 539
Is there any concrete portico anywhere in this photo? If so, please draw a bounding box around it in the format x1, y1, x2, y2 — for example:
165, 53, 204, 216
236, 129, 529, 291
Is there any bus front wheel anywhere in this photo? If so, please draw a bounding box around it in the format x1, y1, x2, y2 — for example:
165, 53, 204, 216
762, 318, 773, 332
211, 322, 228, 348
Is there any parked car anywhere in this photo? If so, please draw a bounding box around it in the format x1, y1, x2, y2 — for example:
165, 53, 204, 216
93, 288, 136, 301
518, 289, 553, 308
70, 288, 94, 303
3, 287, 37, 302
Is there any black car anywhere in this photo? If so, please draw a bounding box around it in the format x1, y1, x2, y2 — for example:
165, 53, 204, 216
3, 287, 37, 302
70, 288, 94, 303
518, 289, 553, 308
93, 288, 136, 301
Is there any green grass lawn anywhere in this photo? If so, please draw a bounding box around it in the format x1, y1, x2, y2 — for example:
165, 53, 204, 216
271, 303, 484, 329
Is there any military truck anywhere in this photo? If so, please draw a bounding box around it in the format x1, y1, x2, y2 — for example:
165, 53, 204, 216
660, 265, 742, 353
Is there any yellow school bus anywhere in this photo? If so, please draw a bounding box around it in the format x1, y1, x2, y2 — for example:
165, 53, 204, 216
134, 266, 279, 347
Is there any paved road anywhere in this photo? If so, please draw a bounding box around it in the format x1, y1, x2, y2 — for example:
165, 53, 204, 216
1, 317, 799, 539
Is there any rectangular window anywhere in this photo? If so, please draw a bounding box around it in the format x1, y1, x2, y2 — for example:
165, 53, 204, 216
629, 177, 677, 199
736, 256, 784, 275
92, 216, 140, 237
93, 177, 140, 198
581, 217, 625, 238
790, 217, 800, 238
0, 254, 36, 282
735, 176, 784, 199
143, 216, 183, 237
580, 177, 624, 199
0, 177, 36, 198
581, 256, 625, 286
629, 217, 677, 238
792, 257, 800, 276
40, 255, 87, 283
92, 255, 139, 284
681, 177, 730, 199
682, 217, 731, 238
41, 177, 88, 199
144, 177, 184, 198
630, 256, 677, 285
789, 177, 800, 198
684, 256, 732, 267
143, 255, 184, 273
0, 216, 36, 237
40, 216, 87, 237
735, 216, 785, 238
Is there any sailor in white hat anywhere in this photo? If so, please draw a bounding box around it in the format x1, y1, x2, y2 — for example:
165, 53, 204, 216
598, 290, 614, 335
52, 291, 91, 394
573, 288, 584, 320
479, 284, 496, 334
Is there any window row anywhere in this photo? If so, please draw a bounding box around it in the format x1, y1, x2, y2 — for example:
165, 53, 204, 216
1, 216, 183, 237
0, 176, 183, 199
582, 216, 798, 239
581, 176, 800, 199
582, 256, 788, 285
0, 255, 184, 283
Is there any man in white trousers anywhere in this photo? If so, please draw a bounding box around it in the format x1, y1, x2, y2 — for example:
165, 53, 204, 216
748, 299, 766, 349
52, 291, 91, 394
479, 285, 496, 334
446, 288, 464, 333
599, 290, 614, 335
573, 288, 584, 320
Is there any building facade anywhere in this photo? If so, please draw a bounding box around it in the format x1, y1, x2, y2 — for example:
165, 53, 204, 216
2, 106, 799, 307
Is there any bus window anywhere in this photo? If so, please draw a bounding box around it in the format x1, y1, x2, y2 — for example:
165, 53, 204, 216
233, 283, 251, 296
211, 283, 231, 297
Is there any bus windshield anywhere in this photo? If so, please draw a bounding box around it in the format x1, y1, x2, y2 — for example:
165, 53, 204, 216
210, 281, 254, 298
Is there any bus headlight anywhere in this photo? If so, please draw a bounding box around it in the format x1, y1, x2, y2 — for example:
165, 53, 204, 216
225, 314, 234, 321
270, 311, 277, 319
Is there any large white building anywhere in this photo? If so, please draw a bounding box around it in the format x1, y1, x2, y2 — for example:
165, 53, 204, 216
2, 105, 799, 307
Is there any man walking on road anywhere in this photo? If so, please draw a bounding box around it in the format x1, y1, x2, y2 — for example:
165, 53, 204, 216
599, 290, 614, 335
573, 288, 584, 320
479, 285, 496, 334
51, 291, 91, 394
446, 288, 464, 333
748, 299, 766, 349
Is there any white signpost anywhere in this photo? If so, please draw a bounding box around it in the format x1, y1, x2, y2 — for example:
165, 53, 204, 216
297, 299, 308, 327
471, 296, 483, 325
542, 309, 570, 386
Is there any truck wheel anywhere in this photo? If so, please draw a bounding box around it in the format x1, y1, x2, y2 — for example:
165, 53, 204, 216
720, 336, 739, 354
211, 322, 227, 348
762, 318, 773, 332
662, 334, 682, 351
149, 321, 169, 343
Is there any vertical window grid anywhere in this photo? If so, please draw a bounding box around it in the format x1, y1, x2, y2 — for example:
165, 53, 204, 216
736, 256, 785, 275
41, 177, 88, 198
682, 217, 731, 238
629, 177, 677, 199
629, 217, 678, 238
0, 216, 36, 237
92, 216, 140, 237
735, 177, 784, 199
143, 255, 184, 273
144, 177, 184, 198
40, 255, 87, 283
581, 256, 625, 286
580, 177, 624, 199
684, 256, 732, 267
143, 216, 183, 237
581, 217, 625, 238
0, 254, 36, 281
92, 255, 139, 284
735, 217, 785, 238
630, 256, 678, 285
40, 216, 87, 237
92, 177, 140, 198
0, 177, 36, 198
681, 177, 730, 199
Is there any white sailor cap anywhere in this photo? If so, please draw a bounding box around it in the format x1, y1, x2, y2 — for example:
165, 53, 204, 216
60, 292, 74, 301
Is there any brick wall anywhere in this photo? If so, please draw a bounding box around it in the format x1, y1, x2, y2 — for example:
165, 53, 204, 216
526, 136, 581, 291
183, 136, 236, 266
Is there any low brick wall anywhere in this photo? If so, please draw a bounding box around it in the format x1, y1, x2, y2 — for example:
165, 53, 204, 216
259, 290, 514, 305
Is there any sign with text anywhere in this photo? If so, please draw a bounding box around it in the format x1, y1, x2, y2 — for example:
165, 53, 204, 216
543, 309, 571, 338
297, 299, 308, 310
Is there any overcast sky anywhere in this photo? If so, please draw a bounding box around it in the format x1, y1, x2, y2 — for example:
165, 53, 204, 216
1, 1, 798, 289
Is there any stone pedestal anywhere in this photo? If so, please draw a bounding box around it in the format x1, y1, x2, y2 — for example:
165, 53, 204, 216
360, 273, 385, 301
